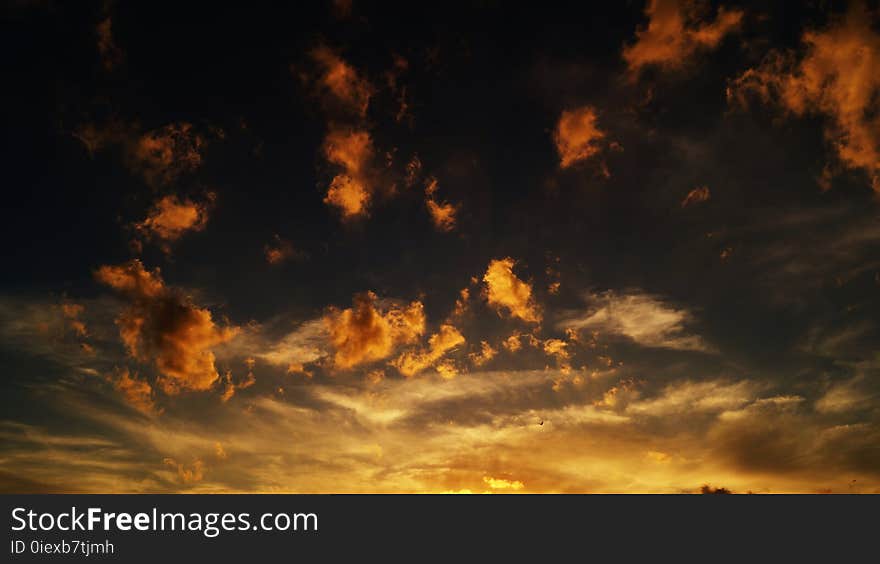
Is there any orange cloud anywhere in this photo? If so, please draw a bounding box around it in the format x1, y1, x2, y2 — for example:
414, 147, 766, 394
424, 177, 459, 232
623, 0, 744, 77
322, 128, 376, 219
503, 333, 523, 352
310, 46, 373, 118
483, 476, 525, 490
393, 323, 465, 377
163, 458, 204, 485
483, 258, 542, 323
542, 338, 570, 360
221, 359, 256, 403
468, 340, 497, 367
264, 235, 303, 265
72, 121, 212, 187
60, 302, 88, 338
95, 260, 239, 394
128, 123, 206, 187
681, 185, 711, 207
325, 292, 425, 369
134, 194, 213, 248
108, 367, 158, 415
452, 288, 471, 319
554, 106, 609, 169
727, 4, 880, 191
96, 17, 123, 71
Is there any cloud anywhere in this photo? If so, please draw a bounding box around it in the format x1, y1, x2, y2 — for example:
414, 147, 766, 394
324, 292, 425, 369
73, 121, 211, 187
483, 258, 542, 323
322, 128, 376, 219
95, 260, 239, 394
96, 17, 123, 71
622, 0, 743, 77
542, 338, 569, 359
483, 476, 524, 490
469, 341, 497, 367
263, 235, 304, 265
236, 318, 327, 368
309, 45, 373, 118
681, 185, 710, 207
163, 458, 204, 485
220, 359, 256, 403
108, 367, 158, 416
134, 193, 213, 249
127, 123, 207, 187
424, 177, 459, 232
815, 376, 873, 414
625, 380, 759, 416
559, 290, 709, 351
553, 106, 608, 169
393, 323, 465, 377
727, 3, 880, 191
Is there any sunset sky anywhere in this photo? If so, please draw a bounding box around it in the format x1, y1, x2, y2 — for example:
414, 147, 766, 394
2, 0, 879, 493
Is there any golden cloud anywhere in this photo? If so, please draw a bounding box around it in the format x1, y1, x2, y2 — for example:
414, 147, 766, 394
623, 0, 743, 77
325, 291, 426, 369
127, 123, 207, 187
483, 476, 525, 490
322, 128, 376, 219
554, 106, 608, 169
60, 302, 88, 338
727, 4, 880, 191
134, 194, 213, 248
95, 260, 239, 394
560, 290, 708, 351
424, 177, 459, 232
163, 458, 204, 485
469, 340, 497, 367
263, 234, 303, 265
393, 323, 465, 377
220, 360, 256, 403
72, 121, 211, 187
310, 46, 373, 118
681, 185, 711, 207
108, 367, 158, 416
483, 258, 542, 323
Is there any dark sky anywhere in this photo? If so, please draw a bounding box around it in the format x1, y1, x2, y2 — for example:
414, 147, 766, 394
1, 0, 878, 493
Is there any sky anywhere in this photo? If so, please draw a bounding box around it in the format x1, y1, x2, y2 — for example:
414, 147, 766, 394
1, 0, 879, 493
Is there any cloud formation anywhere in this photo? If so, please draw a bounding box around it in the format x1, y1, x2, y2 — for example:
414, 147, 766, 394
325, 292, 426, 369
322, 128, 376, 219
108, 367, 158, 415
553, 106, 608, 169
263, 235, 303, 265
95, 260, 239, 394
393, 323, 465, 377
73, 121, 210, 187
127, 123, 207, 187
727, 4, 880, 191
681, 185, 710, 207
424, 177, 458, 232
483, 258, 542, 323
134, 194, 213, 249
310, 46, 373, 118
623, 0, 743, 77
560, 291, 708, 351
